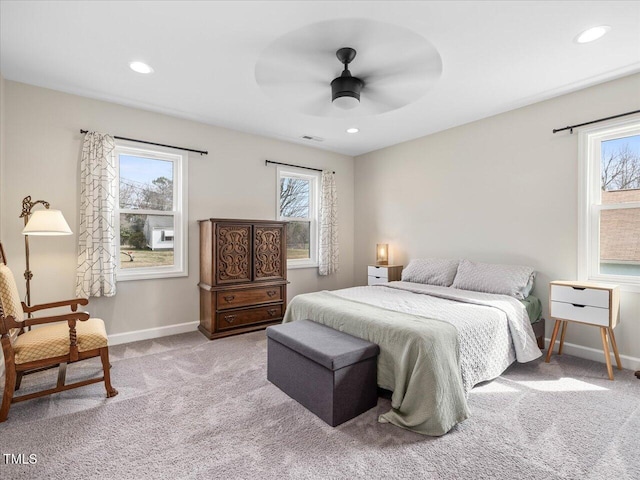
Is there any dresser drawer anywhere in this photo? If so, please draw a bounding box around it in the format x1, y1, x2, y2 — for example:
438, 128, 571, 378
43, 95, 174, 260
368, 265, 389, 278
216, 285, 282, 310
368, 275, 388, 286
216, 304, 283, 331
550, 301, 610, 327
550, 284, 609, 308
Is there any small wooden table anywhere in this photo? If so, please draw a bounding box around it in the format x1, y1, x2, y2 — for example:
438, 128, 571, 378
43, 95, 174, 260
546, 280, 621, 380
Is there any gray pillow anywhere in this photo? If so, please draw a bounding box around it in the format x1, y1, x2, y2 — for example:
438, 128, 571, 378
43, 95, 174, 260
451, 259, 535, 300
401, 258, 460, 287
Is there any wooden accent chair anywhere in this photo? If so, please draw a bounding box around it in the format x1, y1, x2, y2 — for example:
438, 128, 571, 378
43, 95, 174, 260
0, 243, 117, 422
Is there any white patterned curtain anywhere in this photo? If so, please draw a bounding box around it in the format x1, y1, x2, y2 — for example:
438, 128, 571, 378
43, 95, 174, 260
76, 132, 118, 297
319, 170, 339, 275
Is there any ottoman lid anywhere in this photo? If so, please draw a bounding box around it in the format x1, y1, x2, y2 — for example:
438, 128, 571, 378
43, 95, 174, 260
267, 320, 379, 371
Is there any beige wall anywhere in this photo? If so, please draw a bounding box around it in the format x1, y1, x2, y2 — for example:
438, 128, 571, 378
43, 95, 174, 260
1, 81, 355, 338
354, 73, 640, 368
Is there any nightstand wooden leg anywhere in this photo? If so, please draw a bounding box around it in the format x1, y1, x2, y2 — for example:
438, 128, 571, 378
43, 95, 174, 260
608, 328, 622, 370
545, 320, 562, 363
558, 321, 568, 355
600, 327, 614, 380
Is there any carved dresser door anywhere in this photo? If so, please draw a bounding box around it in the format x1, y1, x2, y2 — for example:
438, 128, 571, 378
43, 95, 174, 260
215, 223, 252, 284
254, 224, 286, 282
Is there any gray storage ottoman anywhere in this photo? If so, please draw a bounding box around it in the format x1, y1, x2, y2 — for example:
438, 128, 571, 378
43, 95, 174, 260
266, 320, 379, 427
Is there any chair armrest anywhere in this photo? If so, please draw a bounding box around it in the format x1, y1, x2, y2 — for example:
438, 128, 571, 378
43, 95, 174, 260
22, 298, 89, 314
0, 314, 22, 335
23, 311, 90, 327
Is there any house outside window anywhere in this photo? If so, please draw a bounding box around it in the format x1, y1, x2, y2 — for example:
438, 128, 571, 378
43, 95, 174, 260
277, 166, 319, 268
115, 143, 188, 280
578, 117, 640, 290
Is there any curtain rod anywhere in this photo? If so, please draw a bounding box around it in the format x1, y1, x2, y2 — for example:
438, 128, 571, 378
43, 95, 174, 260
265, 160, 335, 174
552, 109, 640, 134
80, 130, 208, 155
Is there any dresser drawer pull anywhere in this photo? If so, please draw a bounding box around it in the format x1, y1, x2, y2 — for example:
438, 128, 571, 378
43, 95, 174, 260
267, 290, 277, 297
375, 276, 380, 279
571, 304, 586, 308
224, 314, 237, 323
267, 308, 278, 317
572, 287, 586, 291
223, 295, 235, 303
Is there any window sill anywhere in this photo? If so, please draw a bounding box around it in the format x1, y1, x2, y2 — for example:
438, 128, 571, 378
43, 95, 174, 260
117, 270, 188, 282
287, 263, 318, 270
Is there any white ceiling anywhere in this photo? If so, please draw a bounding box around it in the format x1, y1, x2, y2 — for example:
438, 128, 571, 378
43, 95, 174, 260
1, 1, 639, 156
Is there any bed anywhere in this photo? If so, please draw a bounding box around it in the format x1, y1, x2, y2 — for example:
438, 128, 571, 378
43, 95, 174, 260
282, 259, 543, 436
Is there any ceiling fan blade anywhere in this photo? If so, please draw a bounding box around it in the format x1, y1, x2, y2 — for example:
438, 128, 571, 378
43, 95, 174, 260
361, 70, 426, 86
256, 56, 328, 82
363, 85, 414, 111
296, 90, 334, 116
257, 77, 326, 88
358, 49, 441, 81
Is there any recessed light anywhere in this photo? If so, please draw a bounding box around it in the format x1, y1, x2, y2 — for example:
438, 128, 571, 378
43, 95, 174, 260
575, 26, 611, 44
129, 61, 154, 74
346, 128, 359, 134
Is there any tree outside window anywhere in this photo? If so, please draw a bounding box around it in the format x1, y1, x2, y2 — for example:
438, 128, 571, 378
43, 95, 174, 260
277, 167, 319, 267
115, 145, 187, 280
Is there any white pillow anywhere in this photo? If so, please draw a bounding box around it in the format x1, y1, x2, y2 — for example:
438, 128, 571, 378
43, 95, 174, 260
451, 259, 535, 300
401, 258, 460, 287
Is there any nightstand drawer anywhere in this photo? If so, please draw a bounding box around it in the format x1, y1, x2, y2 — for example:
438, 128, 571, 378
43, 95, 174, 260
367, 266, 389, 278
550, 301, 609, 326
368, 275, 388, 285
550, 284, 609, 308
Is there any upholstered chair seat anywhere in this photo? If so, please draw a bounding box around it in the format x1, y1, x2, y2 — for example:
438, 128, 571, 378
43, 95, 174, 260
13, 318, 108, 364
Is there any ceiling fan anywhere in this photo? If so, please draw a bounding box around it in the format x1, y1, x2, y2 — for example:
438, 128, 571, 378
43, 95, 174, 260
254, 19, 443, 118
330, 47, 364, 110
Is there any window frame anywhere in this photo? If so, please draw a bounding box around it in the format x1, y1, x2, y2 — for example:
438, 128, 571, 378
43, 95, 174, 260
276, 165, 320, 269
578, 116, 640, 291
115, 142, 188, 281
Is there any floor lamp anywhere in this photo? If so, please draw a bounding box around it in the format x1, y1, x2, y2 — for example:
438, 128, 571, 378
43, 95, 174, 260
20, 196, 72, 313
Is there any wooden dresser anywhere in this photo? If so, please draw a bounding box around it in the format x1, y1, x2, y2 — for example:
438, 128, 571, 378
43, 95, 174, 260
198, 218, 287, 340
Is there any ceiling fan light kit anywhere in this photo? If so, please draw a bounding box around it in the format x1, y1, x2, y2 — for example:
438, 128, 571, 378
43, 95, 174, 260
331, 47, 364, 110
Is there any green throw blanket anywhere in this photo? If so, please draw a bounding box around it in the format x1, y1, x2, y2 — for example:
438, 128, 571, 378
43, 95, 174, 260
282, 291, 470, 436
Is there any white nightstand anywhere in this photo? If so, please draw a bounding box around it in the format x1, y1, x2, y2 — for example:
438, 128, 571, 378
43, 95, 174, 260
546, 280, 621, 380
367, 265, 403, 286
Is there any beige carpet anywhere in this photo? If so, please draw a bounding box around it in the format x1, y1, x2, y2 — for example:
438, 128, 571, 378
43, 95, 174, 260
0, 330, 638, 480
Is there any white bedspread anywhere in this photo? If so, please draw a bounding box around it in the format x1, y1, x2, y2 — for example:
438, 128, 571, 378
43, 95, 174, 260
331, 282, 542, 393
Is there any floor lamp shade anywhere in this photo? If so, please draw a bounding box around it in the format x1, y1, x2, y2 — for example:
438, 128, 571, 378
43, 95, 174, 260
22, 209, 72, 236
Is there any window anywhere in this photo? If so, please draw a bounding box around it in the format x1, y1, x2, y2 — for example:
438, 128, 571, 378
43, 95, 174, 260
277, 166, 319, 268
115, 143, 188, 280
578, 118, 640, 289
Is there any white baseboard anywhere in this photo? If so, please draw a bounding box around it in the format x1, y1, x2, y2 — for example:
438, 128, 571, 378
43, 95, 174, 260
108, 321, 199, 346
0, 322, 198, 379
546, 337, 640, 371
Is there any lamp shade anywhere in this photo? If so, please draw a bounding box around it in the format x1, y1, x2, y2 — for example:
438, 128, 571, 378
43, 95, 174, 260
376, 243, 389, 265
22, 209, 72, 236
